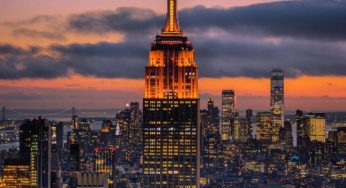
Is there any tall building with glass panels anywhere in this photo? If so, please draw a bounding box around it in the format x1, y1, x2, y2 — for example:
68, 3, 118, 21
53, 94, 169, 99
270, 69, 284, 142
221, 90, 235, 141
143, 0, 200, 187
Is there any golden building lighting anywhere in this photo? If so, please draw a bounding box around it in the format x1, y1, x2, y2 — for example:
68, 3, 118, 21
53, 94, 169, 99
305, 113, 326, 143
143, 0, 200, 187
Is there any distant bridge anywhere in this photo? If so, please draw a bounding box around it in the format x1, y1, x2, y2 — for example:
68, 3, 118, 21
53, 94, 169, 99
2, 107, 79, 120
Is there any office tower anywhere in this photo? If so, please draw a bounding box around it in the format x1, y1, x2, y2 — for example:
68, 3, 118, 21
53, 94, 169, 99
246, 109, 253, 121
280, 121, 293, 149
115, 102, 142, 164
69, 144, 80, 171
221, 90, 235, 141
94, 148, 116, 186
304, 113, 326, 143
52, 122, 64, 158
20, 117, 51, 188
128, 102, 143, 163
233, 112, 240, 141
79, 118, 91, 132
270, 69, 284, 142
72, 115, 79, 130
256, 112, 272, 142
100, 120, 113, 147
51, 144, 62, 188
335, 127, 346, 156
3, 158, 30, 188
143, 0, 200, 186
296, 110, 304, 148
239, 117, 252, 143
72, 107, 79, 130
201, 98, 221, 169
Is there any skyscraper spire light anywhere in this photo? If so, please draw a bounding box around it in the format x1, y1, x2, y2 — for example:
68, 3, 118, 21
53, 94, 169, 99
163, 0, 181, 33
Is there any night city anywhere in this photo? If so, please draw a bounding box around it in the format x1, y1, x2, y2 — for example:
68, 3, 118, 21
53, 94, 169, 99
0, 0, 346, 187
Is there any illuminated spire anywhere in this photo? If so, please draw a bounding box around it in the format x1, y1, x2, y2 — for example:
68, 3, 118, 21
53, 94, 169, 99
163, 0, 181, 33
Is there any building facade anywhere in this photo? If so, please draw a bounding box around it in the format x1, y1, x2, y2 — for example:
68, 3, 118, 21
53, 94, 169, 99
143, 0, 200, 187
270, 69, 284, 142
305, 113, 326, 143
20, 117, 51, 188
221, 90, 235, 141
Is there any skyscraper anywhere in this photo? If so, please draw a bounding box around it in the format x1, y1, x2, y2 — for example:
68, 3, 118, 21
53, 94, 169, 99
221, 90, 235, 141
256, 112, 272, 142
304, 113, 326, 143
143, 0, 200, 187
20, 117, 51, 188
270, 69, 284, 142
94, 147, 116, 187
201, 98, 221, 169
51, 122, 64, 159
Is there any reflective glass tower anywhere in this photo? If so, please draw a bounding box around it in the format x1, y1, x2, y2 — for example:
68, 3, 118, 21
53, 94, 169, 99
221, 90, 235, 141
143, 0, 200, 187
270, 69, 284, 142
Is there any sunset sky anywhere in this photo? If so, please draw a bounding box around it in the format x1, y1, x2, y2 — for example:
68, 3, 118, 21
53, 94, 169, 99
1, 0, 346, 111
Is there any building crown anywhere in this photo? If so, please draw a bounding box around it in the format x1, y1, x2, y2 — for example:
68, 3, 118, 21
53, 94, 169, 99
163, 0, 181, 34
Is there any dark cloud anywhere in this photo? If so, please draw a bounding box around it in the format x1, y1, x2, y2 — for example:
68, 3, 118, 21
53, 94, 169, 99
13, 28, 66, 40
0, 44, 67, 79
1, 0, 346, 79
67, 0, 346, 41
68, 7, 163, 37
51, 41, 147, 78
180, 0, 346, 41
195, 36, 346, 78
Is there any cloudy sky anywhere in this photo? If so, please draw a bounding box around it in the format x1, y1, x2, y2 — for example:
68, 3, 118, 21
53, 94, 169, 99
1, 0, 346, 111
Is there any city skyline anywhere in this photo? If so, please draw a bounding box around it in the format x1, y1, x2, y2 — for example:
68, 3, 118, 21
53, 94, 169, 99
1, 1, 346, 188
1, 0, 346, 110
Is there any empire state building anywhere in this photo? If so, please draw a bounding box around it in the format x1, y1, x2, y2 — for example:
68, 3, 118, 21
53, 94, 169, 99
143, 0, 200, 187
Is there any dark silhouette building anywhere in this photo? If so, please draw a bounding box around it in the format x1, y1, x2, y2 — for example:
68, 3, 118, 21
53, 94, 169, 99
19, 117, 51, 187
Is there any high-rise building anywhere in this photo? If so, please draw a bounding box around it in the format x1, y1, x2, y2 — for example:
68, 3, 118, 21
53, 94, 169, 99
52, 122, 64, 158
143, 0, 200, 186
304, 113, 326, 143
296, 110, 304, 148
100, 120, 114, 147
19, 117, 51, 188
72, 107, 78, 130
94, 148, 116, 187
3, 158, 30, 188
238, 117, 252, 143
270, 69, 284, 142
335, 127, 346, 156
280, 121, 293, 149
233, 112, 240, 141
51, 144, 62, 188
256, 112, 272, 142
115, 102, 142, 164
221, 90, 235, 141
69, 143, 81, 171
201, 98, 221, 169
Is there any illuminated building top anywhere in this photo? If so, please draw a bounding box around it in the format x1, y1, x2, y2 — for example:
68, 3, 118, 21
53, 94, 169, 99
163, 0, 181, 34
145, 0, 198, 99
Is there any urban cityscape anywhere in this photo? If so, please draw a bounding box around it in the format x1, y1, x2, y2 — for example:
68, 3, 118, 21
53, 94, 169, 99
0, 0, 346, 187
